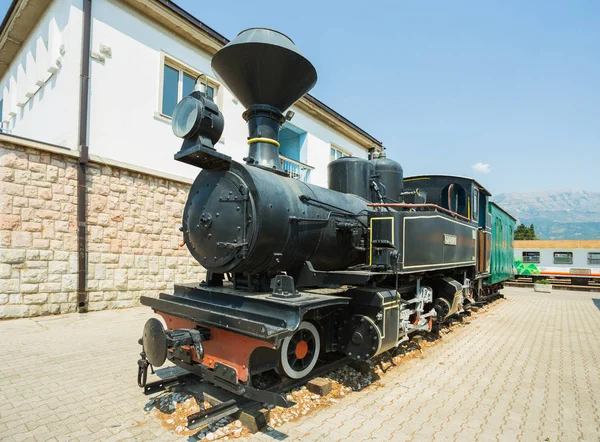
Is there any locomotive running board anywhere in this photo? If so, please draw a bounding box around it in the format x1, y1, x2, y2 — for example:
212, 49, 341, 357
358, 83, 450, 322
141, 284, 350, 341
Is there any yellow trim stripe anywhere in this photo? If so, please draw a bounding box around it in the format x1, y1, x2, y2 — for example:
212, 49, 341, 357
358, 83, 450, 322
247, 137, 280, 148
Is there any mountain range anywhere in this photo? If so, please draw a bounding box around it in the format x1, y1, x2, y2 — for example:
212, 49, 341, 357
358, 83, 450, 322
492, 190, 600, 240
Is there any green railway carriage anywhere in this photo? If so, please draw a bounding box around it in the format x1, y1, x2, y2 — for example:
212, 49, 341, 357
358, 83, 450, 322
486, 202, 517, 285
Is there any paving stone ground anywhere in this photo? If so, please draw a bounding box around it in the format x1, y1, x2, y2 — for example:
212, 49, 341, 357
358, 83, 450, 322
1, 287, 599, 442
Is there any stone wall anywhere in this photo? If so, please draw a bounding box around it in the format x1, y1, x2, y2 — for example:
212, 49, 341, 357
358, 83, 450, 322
0, 138, 205, 319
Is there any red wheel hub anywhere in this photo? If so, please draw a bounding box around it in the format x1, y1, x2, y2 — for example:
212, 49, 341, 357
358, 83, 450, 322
295, 341, 309, 359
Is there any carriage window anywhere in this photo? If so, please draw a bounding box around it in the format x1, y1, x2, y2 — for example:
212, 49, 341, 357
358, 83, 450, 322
553, 252, 573, 264
472, 188, 479, 221
523, 251, 540, 263
589, 253, 600, 265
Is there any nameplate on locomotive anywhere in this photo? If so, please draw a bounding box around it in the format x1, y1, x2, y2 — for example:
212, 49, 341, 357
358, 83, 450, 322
444, 234, 457, 246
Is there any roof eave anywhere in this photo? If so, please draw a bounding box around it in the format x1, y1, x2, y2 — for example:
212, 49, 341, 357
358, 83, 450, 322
0, 0, 54, 78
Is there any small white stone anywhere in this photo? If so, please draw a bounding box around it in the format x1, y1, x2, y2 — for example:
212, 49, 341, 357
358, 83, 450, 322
206, 432, 215, 441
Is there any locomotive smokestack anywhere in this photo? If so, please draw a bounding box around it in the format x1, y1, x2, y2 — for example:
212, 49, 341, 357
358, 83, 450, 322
211, 28, 317, 171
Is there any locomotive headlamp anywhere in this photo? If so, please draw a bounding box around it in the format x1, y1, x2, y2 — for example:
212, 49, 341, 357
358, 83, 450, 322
172, 96, 202, 139
171, 90, 225, 168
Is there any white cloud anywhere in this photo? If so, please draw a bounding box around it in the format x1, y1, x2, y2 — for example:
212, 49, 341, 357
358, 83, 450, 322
472, 162, 490, 174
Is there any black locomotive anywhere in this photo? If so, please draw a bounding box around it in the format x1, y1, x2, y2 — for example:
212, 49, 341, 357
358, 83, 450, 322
138, 28, 503, 406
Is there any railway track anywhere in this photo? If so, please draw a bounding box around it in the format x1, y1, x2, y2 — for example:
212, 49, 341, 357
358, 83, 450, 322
506, 279, 600, 292
143, 356, 352, 432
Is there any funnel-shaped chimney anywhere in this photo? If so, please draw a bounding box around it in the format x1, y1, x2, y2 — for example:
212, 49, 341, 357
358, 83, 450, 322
212, 28, 317, 171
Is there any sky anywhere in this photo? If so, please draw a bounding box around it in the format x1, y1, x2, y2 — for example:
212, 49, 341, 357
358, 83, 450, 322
1, 0, 599, 195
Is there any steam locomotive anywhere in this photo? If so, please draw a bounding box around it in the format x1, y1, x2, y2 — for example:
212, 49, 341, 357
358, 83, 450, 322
138, 28, 515, 406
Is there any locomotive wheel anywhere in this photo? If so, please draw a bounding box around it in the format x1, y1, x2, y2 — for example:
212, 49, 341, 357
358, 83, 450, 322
277, 321, 320, 379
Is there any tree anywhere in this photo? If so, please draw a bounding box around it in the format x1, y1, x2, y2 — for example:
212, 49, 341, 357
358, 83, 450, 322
515, 223, 538, 240
529, 224, 537, 240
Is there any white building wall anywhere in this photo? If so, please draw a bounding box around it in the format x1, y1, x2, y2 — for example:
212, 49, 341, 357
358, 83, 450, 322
0, 0, 371, 187
87, 0, 211, 179
289, 111, 368, 187
0, 0, 83, 148
87, 0, 369, 185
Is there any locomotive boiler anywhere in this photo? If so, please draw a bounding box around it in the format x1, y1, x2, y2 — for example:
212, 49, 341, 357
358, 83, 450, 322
138, 28, 507, 407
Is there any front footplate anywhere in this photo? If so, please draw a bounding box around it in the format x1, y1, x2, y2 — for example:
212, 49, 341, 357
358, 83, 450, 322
141, 283, 350, 341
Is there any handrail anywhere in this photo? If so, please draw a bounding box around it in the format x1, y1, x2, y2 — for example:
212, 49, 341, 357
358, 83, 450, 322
279, 155, 315, 170
280, 155, 313, 182
368, 203, 473, 223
